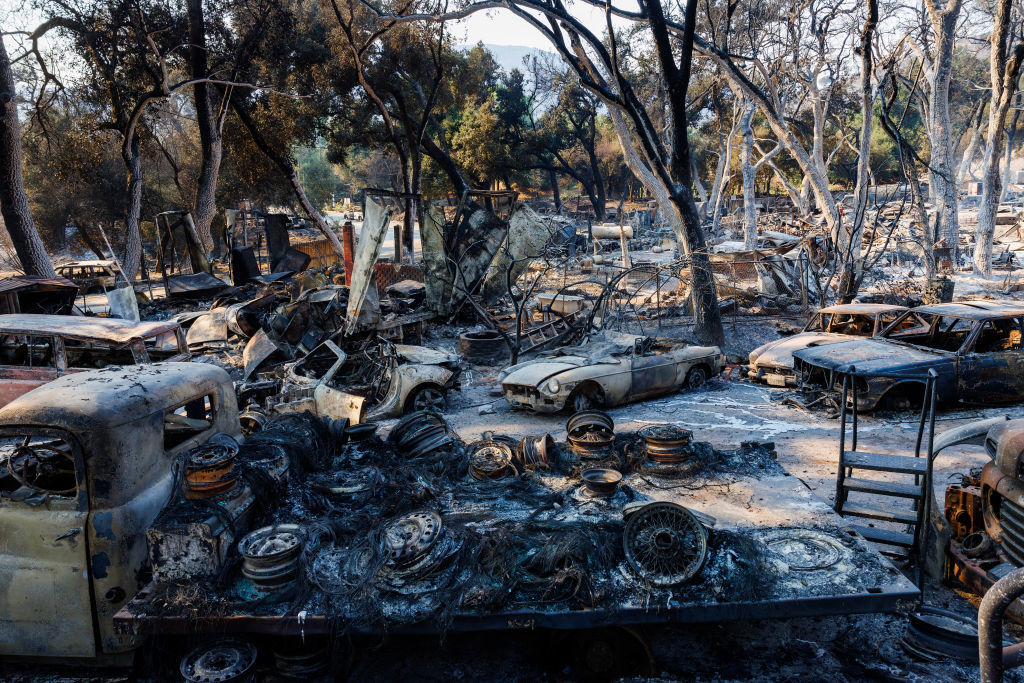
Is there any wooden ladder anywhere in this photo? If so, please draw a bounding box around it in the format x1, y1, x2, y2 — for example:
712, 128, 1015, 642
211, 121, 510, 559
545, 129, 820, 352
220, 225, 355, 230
834, 367, 938, 563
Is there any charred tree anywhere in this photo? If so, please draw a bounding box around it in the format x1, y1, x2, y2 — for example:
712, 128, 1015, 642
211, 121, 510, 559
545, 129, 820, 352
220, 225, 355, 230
188, 0, 220, 253
0, 34, 55, 277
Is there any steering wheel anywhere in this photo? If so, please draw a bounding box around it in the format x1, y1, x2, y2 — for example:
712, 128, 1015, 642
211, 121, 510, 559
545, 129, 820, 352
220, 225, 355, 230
6, 441, 77, 495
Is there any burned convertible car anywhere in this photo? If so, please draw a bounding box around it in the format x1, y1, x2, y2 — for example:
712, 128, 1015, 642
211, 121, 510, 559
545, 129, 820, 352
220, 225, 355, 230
501, 335, 726, 413
794, 301, 1024, 411
747, 303, 908, 387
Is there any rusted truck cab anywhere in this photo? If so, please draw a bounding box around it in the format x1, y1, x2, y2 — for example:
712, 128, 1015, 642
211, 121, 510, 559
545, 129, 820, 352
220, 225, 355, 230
0, 363, 239, 661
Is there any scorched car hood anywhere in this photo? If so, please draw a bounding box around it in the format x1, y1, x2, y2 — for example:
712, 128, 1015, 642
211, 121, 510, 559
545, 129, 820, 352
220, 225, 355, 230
501, 358, 588, 386
750, 332, 852, 369
793, 338, 949, 376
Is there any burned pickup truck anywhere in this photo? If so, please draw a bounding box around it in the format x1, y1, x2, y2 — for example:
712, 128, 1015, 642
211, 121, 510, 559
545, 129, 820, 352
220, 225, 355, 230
0, 363, 238, 662
793, 301, 1024, 411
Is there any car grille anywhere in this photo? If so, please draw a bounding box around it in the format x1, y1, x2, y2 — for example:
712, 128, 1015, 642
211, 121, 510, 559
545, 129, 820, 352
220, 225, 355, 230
504, 385, 539, 399
999, 495, 1024, 566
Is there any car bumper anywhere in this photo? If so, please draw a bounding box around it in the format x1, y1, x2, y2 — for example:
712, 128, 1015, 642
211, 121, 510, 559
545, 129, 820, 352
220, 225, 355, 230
502, 384, 567, 413
747, 365, 797, 387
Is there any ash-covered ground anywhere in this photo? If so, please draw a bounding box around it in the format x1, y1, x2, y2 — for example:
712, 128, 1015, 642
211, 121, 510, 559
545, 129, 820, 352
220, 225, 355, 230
8, 313, 1024, 682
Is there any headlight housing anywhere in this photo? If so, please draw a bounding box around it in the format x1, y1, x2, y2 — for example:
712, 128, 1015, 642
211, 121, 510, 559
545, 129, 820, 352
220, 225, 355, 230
542, 378, 561, 395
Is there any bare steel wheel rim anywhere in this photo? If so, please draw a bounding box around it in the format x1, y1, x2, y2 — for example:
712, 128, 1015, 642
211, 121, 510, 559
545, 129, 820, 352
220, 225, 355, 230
413, 387, 445, 412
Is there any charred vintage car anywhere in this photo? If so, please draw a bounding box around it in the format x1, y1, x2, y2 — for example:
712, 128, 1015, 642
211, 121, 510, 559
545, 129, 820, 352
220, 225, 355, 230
288, 337, 461, 418
0, 314, 190, 408
793, 301, 1024, 411
0, 363, 239, 661
943, 417, 1024, 609
747, 303, 908, 386
501, 335, 726, 413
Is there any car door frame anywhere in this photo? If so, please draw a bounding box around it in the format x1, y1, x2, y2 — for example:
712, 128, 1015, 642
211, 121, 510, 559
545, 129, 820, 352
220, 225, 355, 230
629, 340, 680, 401
957, 316, 1024, 404
0, 426, 97, 657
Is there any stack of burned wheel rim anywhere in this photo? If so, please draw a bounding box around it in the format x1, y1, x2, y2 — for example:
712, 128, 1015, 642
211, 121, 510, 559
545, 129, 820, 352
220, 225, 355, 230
387, 411, 454, 459
183, 437, 241, 500
180, 639, 258, 683
639, 425, 695, 465
375, 509, 462, 593
238, 524, 305, 597
566, 411, 615, 459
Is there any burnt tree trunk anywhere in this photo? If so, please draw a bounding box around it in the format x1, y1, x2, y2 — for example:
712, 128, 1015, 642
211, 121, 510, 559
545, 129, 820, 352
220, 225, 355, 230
549, 169, 562, 212
119, 133, 143, 282
0, 35, 55, 277
188, 0, 219, 253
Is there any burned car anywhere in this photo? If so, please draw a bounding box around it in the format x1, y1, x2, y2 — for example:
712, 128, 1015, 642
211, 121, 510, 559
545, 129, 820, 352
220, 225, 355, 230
55, 260, 120, 293
793, 301, 1024, 411
0, 314, 190, 408
288, 338, 461, 418
0, 363, 239, 660
748, 303, 908, 387
501, 335, 726, 413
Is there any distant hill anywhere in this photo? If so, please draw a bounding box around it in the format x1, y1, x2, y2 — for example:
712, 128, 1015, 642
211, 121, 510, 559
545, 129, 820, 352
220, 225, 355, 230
456, 43, 556, 74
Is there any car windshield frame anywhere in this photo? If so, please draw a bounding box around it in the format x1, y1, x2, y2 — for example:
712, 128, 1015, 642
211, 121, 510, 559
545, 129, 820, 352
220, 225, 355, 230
803, 311, 876, 335
878, 310, 982, 354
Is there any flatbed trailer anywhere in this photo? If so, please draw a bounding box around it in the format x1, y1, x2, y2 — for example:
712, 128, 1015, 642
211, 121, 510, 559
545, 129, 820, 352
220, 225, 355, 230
115, 443, 919, 638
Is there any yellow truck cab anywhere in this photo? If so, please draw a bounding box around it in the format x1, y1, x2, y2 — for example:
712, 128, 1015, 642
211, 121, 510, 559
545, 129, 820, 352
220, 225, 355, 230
0, 362, 239, 661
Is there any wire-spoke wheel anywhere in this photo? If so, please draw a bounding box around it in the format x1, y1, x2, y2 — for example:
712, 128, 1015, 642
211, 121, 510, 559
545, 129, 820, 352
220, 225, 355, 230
408, 385, 446, 414
623, 502, 707, 586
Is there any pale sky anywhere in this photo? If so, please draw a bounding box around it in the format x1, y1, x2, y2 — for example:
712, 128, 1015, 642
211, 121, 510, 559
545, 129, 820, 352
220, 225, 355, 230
456, 3, 623, 51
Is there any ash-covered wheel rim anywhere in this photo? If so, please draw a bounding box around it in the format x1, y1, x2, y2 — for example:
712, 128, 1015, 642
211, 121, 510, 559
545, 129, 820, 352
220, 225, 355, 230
382, 509, 443, 566
180, 639, 258, 682
412, 386, 446, 412
623, 502, 707, 586
686, 366, 708, 389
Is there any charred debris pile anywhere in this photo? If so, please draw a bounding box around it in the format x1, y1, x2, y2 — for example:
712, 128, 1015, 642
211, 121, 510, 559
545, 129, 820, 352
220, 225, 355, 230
141, 407, 897, 634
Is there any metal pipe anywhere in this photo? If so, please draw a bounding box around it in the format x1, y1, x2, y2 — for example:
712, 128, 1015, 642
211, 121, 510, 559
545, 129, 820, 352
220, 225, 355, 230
342, 221, 356, 286
980, 566, 1024, 682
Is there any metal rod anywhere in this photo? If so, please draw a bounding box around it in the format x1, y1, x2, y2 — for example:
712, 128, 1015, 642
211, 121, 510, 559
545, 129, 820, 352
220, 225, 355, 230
837, 373, 849, 511
980, 566, 1024, 682
850, 366, 858, 453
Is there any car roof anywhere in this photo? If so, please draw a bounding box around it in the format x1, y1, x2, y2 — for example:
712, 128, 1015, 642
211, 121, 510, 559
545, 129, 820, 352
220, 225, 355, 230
912, 300, 1024, 319
819, 303, 908, 314
0, 314, 178, 343
0, 362, 229, 432
57, 260, 115, 269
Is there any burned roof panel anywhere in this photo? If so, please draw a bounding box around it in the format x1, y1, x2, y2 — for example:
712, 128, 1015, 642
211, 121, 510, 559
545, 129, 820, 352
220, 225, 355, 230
913, 300, 1024, 319
819, 303, 908, 314
0, 362, 231, 432
0, 313, 180, 344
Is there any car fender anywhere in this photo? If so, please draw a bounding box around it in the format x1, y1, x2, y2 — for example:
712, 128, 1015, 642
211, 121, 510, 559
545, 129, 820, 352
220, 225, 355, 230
373, 363, 456, 418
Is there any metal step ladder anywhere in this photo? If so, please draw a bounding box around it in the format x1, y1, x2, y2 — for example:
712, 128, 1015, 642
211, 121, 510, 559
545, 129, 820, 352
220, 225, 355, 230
519, 311, 580, 354
834, 367, 938, 562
